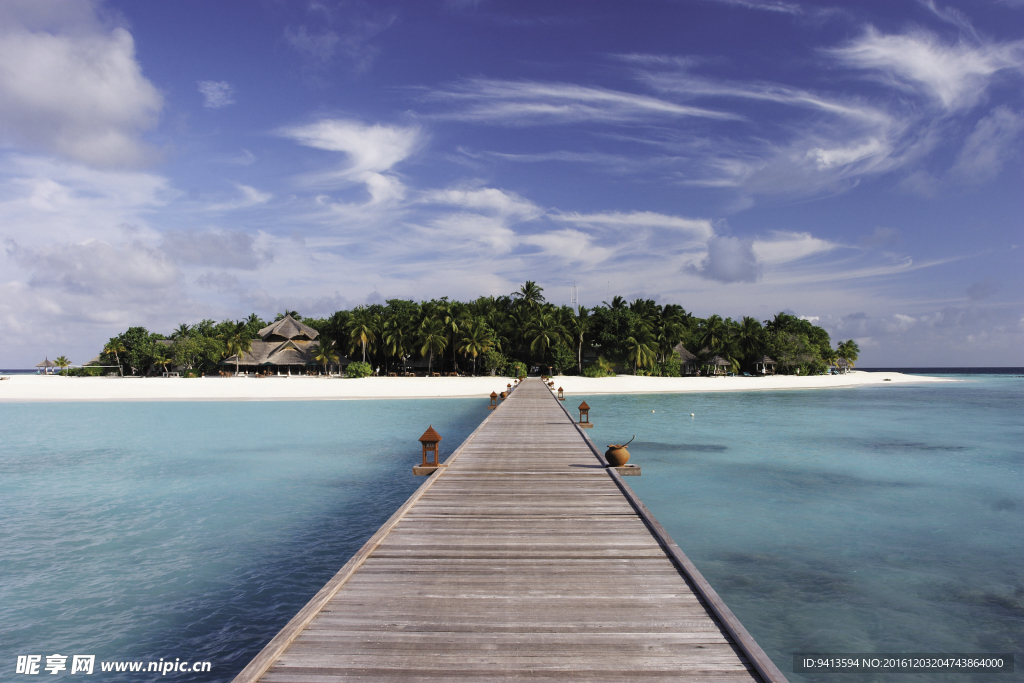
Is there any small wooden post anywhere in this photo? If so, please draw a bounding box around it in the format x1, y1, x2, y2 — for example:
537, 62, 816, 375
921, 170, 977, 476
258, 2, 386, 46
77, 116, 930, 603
578, 401, 592, 429
488, 391, 498, 410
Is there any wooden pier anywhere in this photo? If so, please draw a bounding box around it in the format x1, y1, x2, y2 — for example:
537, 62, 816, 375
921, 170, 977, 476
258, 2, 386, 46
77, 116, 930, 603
234, 378, 787, 683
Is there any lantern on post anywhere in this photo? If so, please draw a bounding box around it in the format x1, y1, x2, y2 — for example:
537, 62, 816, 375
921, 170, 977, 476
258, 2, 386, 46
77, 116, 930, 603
557, 387, 564, 401
419, 426, 443, 467
578, 401, 593, 428
507, 382, 512, 394
488, 391, 498, 410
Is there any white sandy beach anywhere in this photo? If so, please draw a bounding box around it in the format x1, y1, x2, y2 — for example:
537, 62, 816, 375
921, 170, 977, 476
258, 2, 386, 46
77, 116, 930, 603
0, 371, 950, 401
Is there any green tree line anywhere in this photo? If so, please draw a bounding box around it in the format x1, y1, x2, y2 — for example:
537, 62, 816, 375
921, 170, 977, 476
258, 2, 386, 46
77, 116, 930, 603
89, 281, 859, 377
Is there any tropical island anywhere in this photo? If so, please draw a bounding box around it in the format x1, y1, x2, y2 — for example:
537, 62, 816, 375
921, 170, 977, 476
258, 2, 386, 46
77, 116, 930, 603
75, 282, 858, 380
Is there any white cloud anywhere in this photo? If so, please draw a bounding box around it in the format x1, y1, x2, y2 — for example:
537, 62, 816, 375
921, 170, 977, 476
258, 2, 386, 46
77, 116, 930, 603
752, 231, 839, 264
197, 80, 235, 109
552, 210, 714, 241
807, 138, 889, 169
427, 78, 739, 124
830, 27, 1024, 111
950, 106, 1024, 182
0, 3, 162, 167
281, 119, 421, 204
160, 229, 270, 270
283, 119, 420, 173
521, 228, 615, 266
422, 187, 543, 219
688, 235, 761, 283
703, 0, 802, 14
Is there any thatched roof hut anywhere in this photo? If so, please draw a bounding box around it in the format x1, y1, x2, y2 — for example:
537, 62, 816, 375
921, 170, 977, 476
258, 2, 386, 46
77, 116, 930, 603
221, 314, 327, 373
672, 343, 699, 375
36, 358, 57, 368
704, 355, 731, 376
756, 355, 776, 375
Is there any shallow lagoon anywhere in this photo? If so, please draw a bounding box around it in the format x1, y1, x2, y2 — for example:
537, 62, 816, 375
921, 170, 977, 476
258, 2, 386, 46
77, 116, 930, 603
1, 377, 1021, 681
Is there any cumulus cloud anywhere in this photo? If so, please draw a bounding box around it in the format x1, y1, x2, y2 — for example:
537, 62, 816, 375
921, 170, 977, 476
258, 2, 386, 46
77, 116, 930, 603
950, 106, 1024, 182
0, 1, 163, 167
830, 27, 1024, 111
752, 231, 838, 264
160, 229, 270, 270
6, 238, 178, 296
688, 235, 761, 283
197, 80, 235, 108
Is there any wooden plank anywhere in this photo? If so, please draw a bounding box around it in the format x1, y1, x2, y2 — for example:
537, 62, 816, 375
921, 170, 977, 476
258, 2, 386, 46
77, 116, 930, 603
234, 378, 784, 683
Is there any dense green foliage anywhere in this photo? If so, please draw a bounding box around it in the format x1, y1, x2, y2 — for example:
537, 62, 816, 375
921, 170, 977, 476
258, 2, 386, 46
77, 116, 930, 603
344, 361, 373, 378
97, 282, 859, 376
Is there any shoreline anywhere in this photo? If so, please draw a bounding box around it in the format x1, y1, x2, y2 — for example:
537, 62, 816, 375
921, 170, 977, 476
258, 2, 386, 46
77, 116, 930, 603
0, 371, 952, 402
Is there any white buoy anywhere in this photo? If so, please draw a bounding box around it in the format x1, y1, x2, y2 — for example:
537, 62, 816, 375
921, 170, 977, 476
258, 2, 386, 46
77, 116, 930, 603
691, 413, 695, 417
652, 410, 655, 413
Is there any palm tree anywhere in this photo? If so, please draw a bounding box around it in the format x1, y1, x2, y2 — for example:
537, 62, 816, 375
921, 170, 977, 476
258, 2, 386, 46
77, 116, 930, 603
567, 306, 591, 374
527, 309, 565, 364
418, 318, 447, 374
602, 295, 626, 310
822, 346, 839, 372
54, 355, 71, 375
170, 323, 191, 340
154, 348, 173, 375
382, 318, 409, 373
458, 319, 494, 375
222, 323, 254, 375
737, 316, 764, 367
513, 280, 545, 308
697, 314, 727, 355
348, 308, 378, 363
103, 340, 125, 376
314, 338, 340, 375
625, 326, 658, 373
837, 339, 860, 368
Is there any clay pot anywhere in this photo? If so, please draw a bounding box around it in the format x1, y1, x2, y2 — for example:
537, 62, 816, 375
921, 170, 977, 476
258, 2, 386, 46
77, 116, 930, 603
605, 445, 630, 466
500, 391, 507, 399
605, 435, 635, 467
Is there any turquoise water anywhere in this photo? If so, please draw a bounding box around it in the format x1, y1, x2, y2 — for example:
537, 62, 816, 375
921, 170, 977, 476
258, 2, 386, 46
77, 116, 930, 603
584, 375, 1023, 682
0, 400, 485, 681
1, 378, 1021, 681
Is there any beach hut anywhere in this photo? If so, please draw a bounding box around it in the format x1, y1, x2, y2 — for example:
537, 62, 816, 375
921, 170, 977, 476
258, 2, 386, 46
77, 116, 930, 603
755, 355, 776, 376
219, 314, 329, 375
35, 358, 57, 374
672, 343, 699, 375
704, 356, 731, 376
835, 358, 851, 375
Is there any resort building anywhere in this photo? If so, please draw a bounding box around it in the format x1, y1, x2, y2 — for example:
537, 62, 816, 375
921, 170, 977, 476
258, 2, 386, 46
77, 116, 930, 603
672, 344, 699, 375
221, 314, 330, 375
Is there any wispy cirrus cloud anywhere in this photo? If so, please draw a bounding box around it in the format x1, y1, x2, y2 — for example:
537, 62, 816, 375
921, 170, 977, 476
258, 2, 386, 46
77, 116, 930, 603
424, 78, 739, 124
829, 26, 1024, 111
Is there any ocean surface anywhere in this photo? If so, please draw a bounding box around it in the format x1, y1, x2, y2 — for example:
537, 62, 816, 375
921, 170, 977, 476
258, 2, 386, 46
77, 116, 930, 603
1, 375, 1021, 681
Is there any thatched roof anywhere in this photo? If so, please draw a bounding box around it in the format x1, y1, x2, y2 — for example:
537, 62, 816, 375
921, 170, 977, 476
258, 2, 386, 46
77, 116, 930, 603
258, 314, 319, 342
758, 356, 775, 364
836, 358, 850, 367
36, 358, 56, 368
673, 343, 698, 362
221, 339, 321, 366
707, 355, 731, 366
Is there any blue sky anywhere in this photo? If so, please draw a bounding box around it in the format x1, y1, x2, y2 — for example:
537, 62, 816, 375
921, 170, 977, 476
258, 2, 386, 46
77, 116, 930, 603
1, 0, 1022, 367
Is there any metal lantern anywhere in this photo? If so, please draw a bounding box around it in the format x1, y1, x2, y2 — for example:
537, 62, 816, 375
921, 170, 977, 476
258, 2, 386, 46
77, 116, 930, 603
557, 387, 564, 401
419, 426, 442, 467
489, 391, 498, 410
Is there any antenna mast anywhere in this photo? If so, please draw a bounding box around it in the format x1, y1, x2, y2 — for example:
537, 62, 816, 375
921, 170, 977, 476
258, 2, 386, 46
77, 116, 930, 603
570, 281, 579, 307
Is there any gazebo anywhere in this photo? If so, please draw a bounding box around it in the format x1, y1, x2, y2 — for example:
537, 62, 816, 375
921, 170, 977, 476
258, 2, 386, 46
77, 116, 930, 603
755, 355, 776, 376
35, 358, 57, 374
835, 358, 851, 375
704, 355, 731, 376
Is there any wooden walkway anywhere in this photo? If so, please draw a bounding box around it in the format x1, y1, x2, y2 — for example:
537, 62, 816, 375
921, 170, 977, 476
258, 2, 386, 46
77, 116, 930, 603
235, 378, 787, 683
